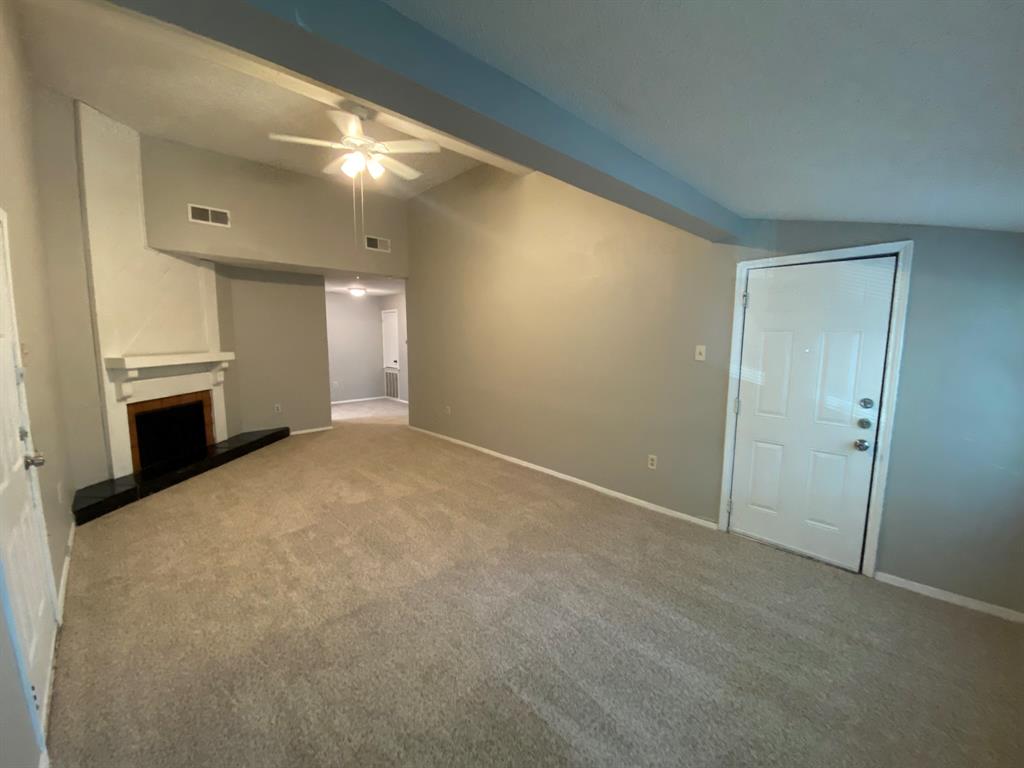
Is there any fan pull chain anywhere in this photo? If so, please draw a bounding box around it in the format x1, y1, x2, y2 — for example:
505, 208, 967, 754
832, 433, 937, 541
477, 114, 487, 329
352, 173, 358, 249
359, 171, 366, 248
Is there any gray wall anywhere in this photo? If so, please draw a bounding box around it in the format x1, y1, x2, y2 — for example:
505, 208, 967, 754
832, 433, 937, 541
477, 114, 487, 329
141, 136, 409, 277
216, 266, 332, 434
409, 166, 742, 518
409, 167, 1024, 614
325, 291, 385, 402
768, 222, 1024, 612
0, 1, 64, 762
0, 0, 72, 582
31, 86, 110, 489
378, 291, 409, 401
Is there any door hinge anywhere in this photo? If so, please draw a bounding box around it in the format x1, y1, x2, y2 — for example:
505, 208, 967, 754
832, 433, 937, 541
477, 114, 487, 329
16, 366, 25, 384
726, 499, 733, 514
742, 291, 749, 309
734, 397, 741, 415
19, 426, 28, 441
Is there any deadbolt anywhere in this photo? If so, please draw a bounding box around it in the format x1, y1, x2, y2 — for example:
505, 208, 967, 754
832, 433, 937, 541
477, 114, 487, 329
857, 418, 873, 429
853, 439, 871, 452
859, 397, 875, 409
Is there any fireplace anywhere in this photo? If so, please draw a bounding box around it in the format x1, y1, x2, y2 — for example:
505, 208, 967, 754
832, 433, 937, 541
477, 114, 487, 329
127, 390, 214, 473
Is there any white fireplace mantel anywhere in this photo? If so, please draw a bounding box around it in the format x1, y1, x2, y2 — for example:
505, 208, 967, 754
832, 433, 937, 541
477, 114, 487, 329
104, 352, 235, 402
104, 351, 235, 372
100, 351, 235, 477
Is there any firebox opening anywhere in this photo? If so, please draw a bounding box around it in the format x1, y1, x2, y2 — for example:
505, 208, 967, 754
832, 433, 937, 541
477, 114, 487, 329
127, 390, 214, 474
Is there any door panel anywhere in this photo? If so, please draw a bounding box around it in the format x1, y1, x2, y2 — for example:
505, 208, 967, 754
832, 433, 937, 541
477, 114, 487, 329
755, 331, 793, 417
748, 441, 784, 512
0, 214, 56, 721
381, 309, 399, 370
730, 256, 896, 570
815, 331, 861, 425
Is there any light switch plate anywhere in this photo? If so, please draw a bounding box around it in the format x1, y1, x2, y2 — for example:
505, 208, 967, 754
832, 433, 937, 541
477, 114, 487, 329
695, 345, 707, 361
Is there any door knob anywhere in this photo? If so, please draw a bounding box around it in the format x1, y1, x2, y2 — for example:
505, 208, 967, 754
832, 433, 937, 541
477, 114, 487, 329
853, 439, 870, 452
859, 397, 875, 409
24, 453, 45, 469
857, 418, 873, 429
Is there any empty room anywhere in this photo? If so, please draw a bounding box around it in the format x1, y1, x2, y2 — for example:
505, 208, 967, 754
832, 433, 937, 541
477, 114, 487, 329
326, 272, 410, 421
1, 1, 1021, 767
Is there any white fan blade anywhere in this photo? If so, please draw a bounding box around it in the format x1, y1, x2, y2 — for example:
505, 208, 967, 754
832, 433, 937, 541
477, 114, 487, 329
321, 156, 347, 175
376, 139, 440, 154
269, 133, 344, 149
328, 110, 362, 138
377, 155, 422, 180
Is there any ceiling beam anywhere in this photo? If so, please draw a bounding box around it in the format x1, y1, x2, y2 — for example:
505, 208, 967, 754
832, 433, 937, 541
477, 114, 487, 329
109, 0, 753, 242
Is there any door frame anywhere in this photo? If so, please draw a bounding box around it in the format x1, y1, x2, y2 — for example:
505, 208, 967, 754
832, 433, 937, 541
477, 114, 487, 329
717, 240, 914, 576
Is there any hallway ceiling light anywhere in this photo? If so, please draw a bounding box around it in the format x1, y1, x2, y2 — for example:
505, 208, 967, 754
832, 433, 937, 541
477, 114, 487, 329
349, 286, 367, 297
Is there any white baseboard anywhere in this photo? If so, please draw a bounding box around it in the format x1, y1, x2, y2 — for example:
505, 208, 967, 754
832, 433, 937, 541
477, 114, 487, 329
408, 429, 1021, 624
409, 426, 717, 532
38, 750, 50, 768
387, 397, 408, 404
290, 425, 333, 435
874, 572, 1023, 624
57, 523, 74, 625
331, 396, 386, 405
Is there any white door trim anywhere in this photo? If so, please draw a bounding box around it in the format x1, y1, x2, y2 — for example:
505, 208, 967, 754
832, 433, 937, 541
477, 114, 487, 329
718, 240, 913, 576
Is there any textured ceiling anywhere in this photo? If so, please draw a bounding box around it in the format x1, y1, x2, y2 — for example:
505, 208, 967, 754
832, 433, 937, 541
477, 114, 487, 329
19, 0, 480, 199
385, 0, 1024, 231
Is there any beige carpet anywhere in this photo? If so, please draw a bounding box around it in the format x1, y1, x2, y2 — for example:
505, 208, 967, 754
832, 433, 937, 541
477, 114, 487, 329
47, 399, 1022, 767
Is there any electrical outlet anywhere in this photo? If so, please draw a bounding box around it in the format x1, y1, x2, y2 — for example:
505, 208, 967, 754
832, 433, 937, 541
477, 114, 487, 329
444, 405, 452, 416
695, 344, 706, 361
647, 454, 658, 470
273, 403, 283, 414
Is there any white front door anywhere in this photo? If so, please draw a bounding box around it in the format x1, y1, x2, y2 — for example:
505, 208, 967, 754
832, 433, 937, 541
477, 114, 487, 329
381, 309, 399, 369
729, 256, 896, 570
0, 211, 57, 717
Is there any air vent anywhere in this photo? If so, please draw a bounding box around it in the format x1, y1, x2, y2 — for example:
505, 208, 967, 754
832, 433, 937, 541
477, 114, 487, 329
385, 370, 399, 399
365, 235, 391, 253
188, 203, 231, 228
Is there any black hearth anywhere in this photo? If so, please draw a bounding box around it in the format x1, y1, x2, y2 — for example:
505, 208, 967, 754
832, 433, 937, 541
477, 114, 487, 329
72, 389, 288, 525
72, 429, 290, 525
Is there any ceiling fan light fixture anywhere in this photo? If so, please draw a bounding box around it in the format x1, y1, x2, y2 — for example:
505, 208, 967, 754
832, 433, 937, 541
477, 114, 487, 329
367, 155, 386, 179
340, 151, 366, 178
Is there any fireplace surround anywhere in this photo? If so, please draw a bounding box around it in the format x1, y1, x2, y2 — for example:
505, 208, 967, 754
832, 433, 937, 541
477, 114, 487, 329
127, 390, 214, 473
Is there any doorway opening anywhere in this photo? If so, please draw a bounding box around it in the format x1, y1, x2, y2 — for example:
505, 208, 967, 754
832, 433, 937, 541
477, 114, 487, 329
718, 241, 913, 575
324, 273, 409, 424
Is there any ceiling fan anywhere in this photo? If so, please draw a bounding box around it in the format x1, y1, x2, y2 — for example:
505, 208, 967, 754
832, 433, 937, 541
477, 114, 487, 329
268, 108, 440, 181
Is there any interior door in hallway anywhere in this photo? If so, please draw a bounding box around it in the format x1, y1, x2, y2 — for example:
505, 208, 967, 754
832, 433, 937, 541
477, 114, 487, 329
729, 256, 896, 570
381, 309, 399, 370
0, 211, 57, 723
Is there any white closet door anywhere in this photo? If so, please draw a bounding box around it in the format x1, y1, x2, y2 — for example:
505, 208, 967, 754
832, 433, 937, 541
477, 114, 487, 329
381, 309, 399, 369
